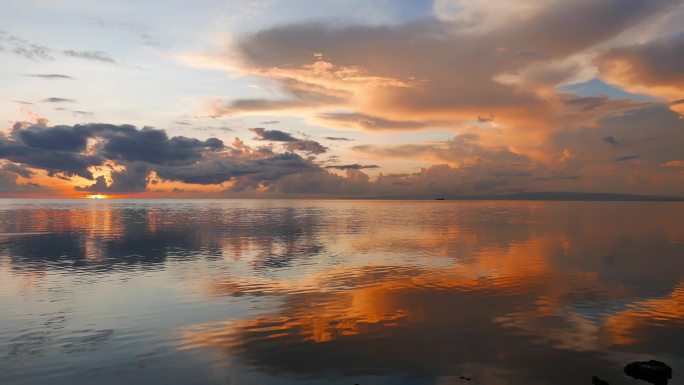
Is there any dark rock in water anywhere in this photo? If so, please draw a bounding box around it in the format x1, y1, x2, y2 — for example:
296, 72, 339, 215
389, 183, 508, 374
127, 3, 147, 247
624, 360, 672, 384
592, 375, 609, 385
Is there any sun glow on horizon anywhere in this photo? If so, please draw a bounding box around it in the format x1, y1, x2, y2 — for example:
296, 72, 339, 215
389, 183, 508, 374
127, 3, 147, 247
86, 194, 108, 199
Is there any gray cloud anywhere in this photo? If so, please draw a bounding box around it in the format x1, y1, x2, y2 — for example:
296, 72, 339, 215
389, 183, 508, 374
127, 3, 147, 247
552, 105, 684, 165
63, 49, 116, 64
0, 170, 44, 194
615, 154, 640, 161
284, 140, 328, 155
25, 73, 74, 80
155, 152, 320, 188
1, 163, 34, 178
0, 32, 53, 61
0, 137, 102, 179
42, 97, 76, 103
1, 123, 224, 181
1, 122, 330, 194
101, 129, 224, 165
603, 136, 619, 146
325, 164, 379, 170
250, 127, 298, 142
250, 127, 328, 154
324, 136, 354, 141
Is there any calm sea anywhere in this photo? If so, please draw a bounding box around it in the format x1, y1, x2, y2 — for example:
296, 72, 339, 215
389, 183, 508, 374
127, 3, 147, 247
0, 199, 683, 385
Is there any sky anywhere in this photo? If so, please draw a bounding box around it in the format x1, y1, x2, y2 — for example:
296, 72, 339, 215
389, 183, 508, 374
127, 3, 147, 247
0, 0, 682, 198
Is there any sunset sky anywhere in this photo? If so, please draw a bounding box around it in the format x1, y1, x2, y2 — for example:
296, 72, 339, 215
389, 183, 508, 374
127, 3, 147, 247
1, 0, 682, 198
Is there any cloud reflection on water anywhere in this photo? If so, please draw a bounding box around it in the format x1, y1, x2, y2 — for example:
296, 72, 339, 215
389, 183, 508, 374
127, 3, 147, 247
0, 200, 683, 385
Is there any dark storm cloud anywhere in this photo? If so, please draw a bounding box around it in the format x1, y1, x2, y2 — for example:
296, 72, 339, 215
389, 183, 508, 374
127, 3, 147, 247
0, 123, 324, 192
13, 124, 90, 152
0, 123, 224, 180
24, 73, 74, 80
250, 127, 298, 142
154, 152, 319, 186
63, 49, 116, 63
325, 164, 379, 170
0, 136, 102, 179
101, 128, 224, 165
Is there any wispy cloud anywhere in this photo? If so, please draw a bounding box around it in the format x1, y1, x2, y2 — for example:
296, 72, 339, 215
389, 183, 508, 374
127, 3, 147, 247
24, 73, 74, 80
42, 97, 76, 103
63, 49, 116, 64
325, 164, 379, 170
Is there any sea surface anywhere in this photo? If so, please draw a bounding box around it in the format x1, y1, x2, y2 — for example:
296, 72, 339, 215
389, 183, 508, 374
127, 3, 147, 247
0, 199, 683, 385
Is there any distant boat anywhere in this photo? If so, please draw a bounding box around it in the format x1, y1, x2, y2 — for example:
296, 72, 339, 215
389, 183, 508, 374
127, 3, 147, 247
435, 197, 445, 200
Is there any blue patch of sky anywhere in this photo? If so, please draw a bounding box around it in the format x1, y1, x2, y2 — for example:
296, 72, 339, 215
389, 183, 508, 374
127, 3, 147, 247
559, 78, 657, 102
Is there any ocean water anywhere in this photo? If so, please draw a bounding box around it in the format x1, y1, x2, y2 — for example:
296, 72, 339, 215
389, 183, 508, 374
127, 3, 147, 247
0, 199, 683, 385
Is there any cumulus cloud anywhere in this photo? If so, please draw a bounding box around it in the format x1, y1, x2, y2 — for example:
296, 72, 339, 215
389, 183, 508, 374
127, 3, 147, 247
0, 123, 223, 181
596, 33, 684, 112
1, 112, 682, 197
181, 0, 684, 175
216, 0, 675, 133
76, 163, 151, 193
3, 1, 683, 197
0, 170, 44, 194
0, 122, 334, 195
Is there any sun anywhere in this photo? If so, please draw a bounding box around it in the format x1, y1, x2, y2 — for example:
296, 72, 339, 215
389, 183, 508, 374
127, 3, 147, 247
86, 194, 108, 199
